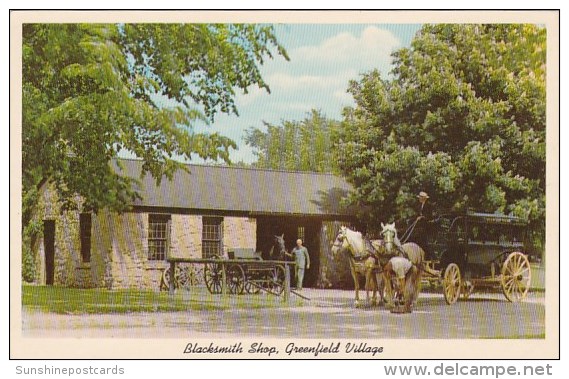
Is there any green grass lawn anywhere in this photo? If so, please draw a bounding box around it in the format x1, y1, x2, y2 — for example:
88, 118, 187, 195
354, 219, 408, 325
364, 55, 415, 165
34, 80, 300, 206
22, 284, 302, 314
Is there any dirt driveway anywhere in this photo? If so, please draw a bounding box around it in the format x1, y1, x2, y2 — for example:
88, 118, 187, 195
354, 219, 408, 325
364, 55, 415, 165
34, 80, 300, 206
22, 288, 545, 339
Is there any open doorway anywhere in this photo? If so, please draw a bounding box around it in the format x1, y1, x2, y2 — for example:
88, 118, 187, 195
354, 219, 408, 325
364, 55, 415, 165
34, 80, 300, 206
43, 220, 55, 285
255, 216, 321, 288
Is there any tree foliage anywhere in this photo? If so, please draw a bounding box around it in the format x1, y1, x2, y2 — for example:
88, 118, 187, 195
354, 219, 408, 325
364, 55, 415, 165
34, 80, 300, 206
337, 24, 546, 237
22, 23, 288, 217
245, 109, 340, 173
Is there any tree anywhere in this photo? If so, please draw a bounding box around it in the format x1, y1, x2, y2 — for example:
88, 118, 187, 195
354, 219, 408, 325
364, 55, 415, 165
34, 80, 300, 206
22, 23, 288, 217
337, 24, 546, 241
244, 109, 341, 173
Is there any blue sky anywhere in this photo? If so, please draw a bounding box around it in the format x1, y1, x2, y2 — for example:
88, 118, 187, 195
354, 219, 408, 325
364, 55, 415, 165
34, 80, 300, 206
193, 24, 423, 164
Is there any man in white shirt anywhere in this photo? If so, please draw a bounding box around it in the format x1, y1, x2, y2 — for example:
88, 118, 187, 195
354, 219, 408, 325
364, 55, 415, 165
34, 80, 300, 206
383, 256, 420, 313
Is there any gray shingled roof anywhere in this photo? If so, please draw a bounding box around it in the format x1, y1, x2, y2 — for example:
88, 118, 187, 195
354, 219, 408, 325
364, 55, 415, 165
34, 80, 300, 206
116, 159, 354, 217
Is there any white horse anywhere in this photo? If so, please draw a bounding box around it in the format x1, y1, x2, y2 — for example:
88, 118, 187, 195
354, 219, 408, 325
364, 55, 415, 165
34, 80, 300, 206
380, 222, 424, 265
331, 226, 387, 307
380, 222, 425, 311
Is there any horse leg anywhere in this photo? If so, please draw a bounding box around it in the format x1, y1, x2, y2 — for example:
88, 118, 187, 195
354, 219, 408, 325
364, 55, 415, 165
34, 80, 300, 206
377, 272, 385, 305
370, 271, 378, 306
350, 260, 361, 307
365, 275, 370, 305
412, 270, 423, 306
403, 266, 421, 313
382, 271, 395, 308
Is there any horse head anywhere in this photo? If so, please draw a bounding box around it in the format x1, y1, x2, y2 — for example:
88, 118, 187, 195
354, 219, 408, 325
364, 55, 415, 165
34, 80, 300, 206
331, 226, 366, 257
273, 234, 286, 260
381, 222, 399, 255
331, 226, 349, 255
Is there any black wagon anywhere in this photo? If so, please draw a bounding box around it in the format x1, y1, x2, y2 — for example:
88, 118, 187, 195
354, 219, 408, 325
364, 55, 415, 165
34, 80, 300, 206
419, 211, 532, 305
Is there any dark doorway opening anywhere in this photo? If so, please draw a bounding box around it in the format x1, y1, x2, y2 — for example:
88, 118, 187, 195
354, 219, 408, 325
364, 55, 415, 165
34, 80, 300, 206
255, 216, 321, 288
43, 220, 55, 285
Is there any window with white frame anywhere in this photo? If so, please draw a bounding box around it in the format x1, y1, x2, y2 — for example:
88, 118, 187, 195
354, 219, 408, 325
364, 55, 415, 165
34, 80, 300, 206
148, 214, 171, 261
202, 217, 223, 258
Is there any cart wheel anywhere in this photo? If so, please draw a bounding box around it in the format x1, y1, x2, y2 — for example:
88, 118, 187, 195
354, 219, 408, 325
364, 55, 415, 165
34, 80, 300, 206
270, 265, 286, 295
226, 264, 246, 295
443, 263, 461, 305
245, 280, 261, 294
501, 252, 531, 302
204, 261, 223, 294
176, 266, 197, 290
161, 266, 175, 291
161, 265, 189, 291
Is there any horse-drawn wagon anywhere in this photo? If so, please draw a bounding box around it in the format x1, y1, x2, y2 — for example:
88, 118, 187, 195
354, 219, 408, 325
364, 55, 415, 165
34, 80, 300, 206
203, 248, 287, 295
162, 236, 291, 298
419, 211, 532, 304
331, 211, 533, 309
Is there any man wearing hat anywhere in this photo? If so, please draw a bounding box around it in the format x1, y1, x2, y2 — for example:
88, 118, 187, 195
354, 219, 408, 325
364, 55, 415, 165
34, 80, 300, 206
417, 191, 430, 219
415, 191, 433, 259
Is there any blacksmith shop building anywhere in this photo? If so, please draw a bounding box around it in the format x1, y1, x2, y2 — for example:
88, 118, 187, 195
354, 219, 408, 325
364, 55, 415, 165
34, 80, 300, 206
31, 159, 358, 290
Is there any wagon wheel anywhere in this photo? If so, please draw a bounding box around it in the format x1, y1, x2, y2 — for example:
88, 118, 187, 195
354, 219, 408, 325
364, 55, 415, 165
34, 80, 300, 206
161, 265, 192, 291
204, 261, 223, 294
270, 265, 286, 295
501, 252, 531, 302
443, 263, 461, 305
176, 266, 198, 290
161, 266, 176, 291
245, 279, 261, 294
226, 264, 246, 295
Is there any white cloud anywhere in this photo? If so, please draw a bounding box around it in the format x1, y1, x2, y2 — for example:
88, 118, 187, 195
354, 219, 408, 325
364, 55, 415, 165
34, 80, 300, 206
291, 26, 400, 76
267, 71, 353, 91
251, 26, 400, 116
196, 26, 403, 164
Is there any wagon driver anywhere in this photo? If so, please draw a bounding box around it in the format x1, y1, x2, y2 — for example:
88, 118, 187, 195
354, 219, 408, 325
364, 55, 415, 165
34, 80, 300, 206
417, 191, 431, 219
287, 239, 310, 290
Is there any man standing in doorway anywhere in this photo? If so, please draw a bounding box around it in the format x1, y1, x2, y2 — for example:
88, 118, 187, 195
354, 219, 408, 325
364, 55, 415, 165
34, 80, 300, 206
288, 239, 310, 290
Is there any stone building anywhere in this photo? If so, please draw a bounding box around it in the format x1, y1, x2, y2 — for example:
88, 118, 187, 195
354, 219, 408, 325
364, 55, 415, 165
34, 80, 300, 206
30, 159, 358, 290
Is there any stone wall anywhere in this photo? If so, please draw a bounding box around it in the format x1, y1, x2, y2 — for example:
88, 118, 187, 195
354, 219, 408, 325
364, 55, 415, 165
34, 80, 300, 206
170, 214, 202, 259
31, 186, 259, 291
94, 211, 150, 290
99, 214, 257, 290
223, 216, 257, 252
34, 184, 86, 287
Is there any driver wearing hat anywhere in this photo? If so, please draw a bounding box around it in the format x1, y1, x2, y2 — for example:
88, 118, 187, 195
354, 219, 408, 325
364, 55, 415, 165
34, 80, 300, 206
417, 191, 430, 218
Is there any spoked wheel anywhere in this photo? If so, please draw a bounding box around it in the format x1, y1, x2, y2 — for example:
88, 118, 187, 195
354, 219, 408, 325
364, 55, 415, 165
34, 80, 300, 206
245, 280, 261, 294
204, 261, 223, 294
161, 265, 194, 291
226, 264, 246, 295
501, 252, 531, 302
161, 266, 176, 291
269, 265, 286, 295
443, 263, 462, 305
177, 266, 198, 289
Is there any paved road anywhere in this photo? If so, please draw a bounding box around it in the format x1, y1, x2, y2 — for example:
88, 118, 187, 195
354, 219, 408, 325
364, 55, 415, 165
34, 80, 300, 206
22, 289, 545, 339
